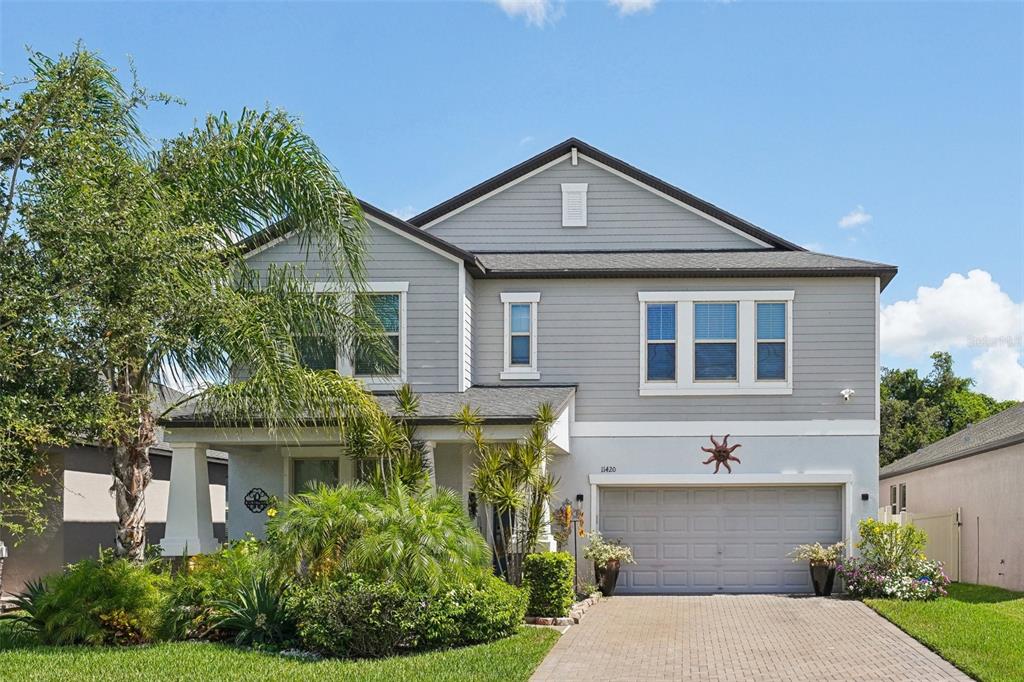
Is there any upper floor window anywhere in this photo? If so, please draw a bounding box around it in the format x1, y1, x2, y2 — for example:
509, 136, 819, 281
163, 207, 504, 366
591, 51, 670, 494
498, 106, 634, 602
354, 292, 402, 378
756, 302, 787, 380
694, 303, 737, 381
638, 290, 793, 396
646, 303, 676, 381
299, 281, 408, 389
501, 292, 540, 380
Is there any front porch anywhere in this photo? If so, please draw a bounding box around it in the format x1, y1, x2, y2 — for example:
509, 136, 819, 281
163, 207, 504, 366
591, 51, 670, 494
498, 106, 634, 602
158, 385, 575, 555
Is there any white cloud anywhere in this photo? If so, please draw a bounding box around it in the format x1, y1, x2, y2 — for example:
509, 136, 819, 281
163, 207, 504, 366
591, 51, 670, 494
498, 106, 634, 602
519, 135, 535, 146
609, 0, 658, 15
801, 242, 826, 252
838, 205, 872, 229
881, 269, 1024, 400
495, 0, 563, 26
391, 206, 416, 220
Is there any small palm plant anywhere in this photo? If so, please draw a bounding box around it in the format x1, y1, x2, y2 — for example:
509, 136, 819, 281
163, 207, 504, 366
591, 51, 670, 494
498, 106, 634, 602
347, 384, 431, 495
456, 403, 559, 585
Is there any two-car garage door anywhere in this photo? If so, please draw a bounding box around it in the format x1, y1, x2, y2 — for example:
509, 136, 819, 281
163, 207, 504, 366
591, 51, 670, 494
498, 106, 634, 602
599, 486, 842, 594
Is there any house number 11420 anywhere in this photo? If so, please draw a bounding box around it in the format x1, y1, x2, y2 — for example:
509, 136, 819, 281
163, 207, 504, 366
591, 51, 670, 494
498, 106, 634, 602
600, 466, 617, 473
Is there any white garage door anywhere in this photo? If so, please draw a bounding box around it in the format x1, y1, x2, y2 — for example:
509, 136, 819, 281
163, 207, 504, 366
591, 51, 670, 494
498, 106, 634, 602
599, 486, 842, 594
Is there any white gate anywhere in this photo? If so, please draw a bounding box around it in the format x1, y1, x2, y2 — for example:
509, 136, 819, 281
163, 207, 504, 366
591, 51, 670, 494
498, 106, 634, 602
877, 508, 961, 581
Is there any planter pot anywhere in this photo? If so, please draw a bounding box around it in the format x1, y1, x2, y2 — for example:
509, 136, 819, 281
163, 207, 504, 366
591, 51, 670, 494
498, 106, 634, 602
594, 561, 605, 585
809, 563, 836, 596
600, 559, 621, 596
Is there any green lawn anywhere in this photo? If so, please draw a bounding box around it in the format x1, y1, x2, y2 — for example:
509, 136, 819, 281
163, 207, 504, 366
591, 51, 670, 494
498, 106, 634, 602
867, 583, 1024, 682
0, 627, 559, 682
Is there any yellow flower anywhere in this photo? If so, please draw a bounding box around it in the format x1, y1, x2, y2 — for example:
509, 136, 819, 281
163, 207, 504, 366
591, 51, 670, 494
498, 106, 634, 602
266, 507, 278, 518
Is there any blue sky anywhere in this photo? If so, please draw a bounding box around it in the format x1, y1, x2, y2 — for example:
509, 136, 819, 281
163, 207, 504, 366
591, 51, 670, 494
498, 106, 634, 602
4, 1, 1022, 398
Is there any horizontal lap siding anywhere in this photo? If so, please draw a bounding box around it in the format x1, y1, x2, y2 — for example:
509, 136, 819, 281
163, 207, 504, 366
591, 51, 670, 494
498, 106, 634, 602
472, 277, 877, 421
428, 158, 763, 251
247, 222, 461, 392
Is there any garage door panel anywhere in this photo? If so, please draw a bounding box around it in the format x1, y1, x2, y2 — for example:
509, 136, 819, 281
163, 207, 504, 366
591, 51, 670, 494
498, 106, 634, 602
600, 486, 842, 594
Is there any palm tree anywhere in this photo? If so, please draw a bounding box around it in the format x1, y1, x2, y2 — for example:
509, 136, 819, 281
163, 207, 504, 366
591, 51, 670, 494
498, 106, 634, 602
1, 48, 390, 561
456, 403, 559, 584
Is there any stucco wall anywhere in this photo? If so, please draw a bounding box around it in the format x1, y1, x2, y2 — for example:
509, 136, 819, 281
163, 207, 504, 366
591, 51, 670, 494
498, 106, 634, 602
879, 442, 1024, 591
558, 433, 879, 556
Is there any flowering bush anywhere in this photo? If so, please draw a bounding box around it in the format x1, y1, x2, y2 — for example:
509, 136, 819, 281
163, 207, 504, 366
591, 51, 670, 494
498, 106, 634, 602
837, 554, 949, 600
583, 531, 635, 565
789, 542, 845, 566
837, 519, 950, 601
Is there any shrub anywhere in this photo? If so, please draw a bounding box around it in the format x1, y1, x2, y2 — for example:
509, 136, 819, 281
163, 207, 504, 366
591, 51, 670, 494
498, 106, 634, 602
420, 576, 527, 648
522, 552, 575, 617
266, 483, 489, 592
295, 577, 423, 658
292, 575, 526, 658
836, 518, 949, 601
30, 558, 168, 645
858, 518, 928, 573
211, 575, 294, 647
161, 537, 268, 640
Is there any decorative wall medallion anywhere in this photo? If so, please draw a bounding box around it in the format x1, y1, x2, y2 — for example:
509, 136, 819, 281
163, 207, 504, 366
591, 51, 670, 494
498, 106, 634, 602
244, 487, 271, 513
701, 435, 742, 473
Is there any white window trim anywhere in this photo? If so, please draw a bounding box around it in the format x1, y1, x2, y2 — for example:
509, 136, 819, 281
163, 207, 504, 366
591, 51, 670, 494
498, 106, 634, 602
310, 281, 408, 390
501, 292, 540, 380
561, 183, 588, 227
638, 290, 794, 396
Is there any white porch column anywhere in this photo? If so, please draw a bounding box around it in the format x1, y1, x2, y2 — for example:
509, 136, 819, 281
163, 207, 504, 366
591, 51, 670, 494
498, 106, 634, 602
160, 442, 218, 556
423, 440, 437, 488
536, 456, 557, 552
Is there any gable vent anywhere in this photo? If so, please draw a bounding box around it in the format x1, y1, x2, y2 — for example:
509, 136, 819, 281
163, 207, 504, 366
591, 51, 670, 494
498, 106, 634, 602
561, 183, 588, 227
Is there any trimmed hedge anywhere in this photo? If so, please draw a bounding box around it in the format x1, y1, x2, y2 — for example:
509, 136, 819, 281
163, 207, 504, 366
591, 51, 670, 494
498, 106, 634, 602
522, 552, 575, 618
293, 575, 527, 658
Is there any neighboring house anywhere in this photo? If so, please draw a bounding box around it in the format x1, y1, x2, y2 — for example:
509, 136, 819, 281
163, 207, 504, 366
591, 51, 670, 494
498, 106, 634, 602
879, 403, 1024, 591
0, 388, 228, 597
161, 138, 896, 594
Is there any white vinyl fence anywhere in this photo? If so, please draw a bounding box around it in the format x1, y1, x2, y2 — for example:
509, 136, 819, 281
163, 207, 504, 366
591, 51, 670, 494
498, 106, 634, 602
877, 507, 961, 581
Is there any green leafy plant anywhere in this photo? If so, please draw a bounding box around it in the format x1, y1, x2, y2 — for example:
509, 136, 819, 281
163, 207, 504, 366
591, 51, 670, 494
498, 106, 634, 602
522, 552, 575, 618
267, 482, 488, 592
28, 558, 167, 645
161, 537, 269, 640
419, 577, 528, 648
583, 531, 636, 566
858, 518, 928, 573
457, 403, 559, 585
789, 542, 845, 567
211, 575, 293, 648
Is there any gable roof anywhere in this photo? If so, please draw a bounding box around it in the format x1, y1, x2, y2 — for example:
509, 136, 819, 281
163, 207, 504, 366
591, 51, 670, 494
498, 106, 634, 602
408, 138, 804, 251
880, 402, 1024, 478
474, 250, 898, 289
239, 200, 483, 270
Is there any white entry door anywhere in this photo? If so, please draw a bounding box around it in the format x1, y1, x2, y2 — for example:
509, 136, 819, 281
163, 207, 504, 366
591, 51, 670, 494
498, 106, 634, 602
599, 486, 843, 594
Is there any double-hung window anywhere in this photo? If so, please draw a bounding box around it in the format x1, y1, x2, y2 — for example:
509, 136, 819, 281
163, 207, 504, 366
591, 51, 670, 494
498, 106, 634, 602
756, 302, 787, 380
694, 303, 737, 381
898, 483, 907, 512
889, 485, 898, 515
354, 292, 402, 378
645, 303, 676, 381
638, 290, 793, 395
501, 293, 540, 380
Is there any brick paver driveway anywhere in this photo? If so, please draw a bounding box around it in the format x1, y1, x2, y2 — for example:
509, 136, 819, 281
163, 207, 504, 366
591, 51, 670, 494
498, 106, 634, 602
531, 595, 968, 681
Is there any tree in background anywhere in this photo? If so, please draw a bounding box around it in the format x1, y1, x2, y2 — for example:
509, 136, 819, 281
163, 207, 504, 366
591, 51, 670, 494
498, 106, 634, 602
880, 351, 1018, 466
1, 47, 389, 561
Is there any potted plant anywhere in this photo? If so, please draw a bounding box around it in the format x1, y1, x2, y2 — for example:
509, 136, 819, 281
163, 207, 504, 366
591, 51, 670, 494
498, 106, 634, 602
789, 541, 845, 596
583, 531, 635, 596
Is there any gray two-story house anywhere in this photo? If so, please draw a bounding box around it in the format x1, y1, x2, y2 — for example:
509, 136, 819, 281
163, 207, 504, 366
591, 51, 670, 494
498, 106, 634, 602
160, 139, 896, 594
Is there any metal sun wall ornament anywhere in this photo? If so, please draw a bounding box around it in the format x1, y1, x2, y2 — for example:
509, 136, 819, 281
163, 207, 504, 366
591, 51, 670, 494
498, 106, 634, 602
701, 435, 742, 473
244, 487, 271, 513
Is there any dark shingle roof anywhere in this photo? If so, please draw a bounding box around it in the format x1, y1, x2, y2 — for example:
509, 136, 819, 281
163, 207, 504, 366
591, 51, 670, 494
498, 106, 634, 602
880, 403, 1024, 478
162, 385, 575, 427
473, 250, 898, 289
375, 385, 575, 424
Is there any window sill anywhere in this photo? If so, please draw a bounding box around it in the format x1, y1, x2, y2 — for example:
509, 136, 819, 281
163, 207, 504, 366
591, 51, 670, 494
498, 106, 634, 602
638, 384, 793, 396
501, 370, 541, 381
357, 377, 406, 391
